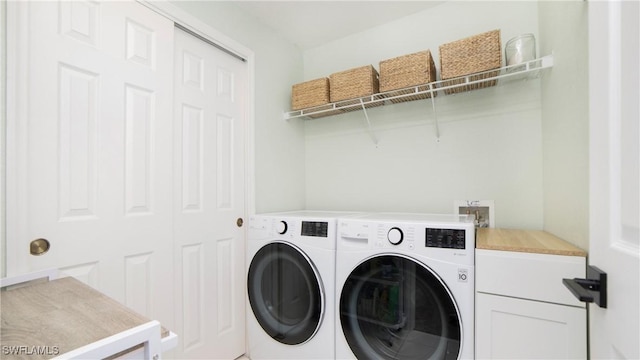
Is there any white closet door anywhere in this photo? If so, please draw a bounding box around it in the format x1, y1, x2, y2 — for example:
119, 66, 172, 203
173, 27, 247, 359
6, 0, 175, 329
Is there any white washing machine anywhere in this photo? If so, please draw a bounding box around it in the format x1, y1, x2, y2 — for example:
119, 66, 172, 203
335, 213, 476, 360
247, 211, 357, 359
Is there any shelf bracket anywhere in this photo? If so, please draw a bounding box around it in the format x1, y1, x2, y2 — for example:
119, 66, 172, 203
359, 99, 378, 146
428, 84, 440, 142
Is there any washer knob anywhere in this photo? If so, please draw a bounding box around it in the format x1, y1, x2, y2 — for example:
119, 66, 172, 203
387, 227, 403, 245
276, 221, 288, 235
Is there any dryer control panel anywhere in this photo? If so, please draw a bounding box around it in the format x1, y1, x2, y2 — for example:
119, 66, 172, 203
301, 221, 329, 237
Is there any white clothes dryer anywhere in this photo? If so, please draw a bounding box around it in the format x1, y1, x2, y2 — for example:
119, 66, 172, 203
335, 213, 475, 360
247, 211, 356, 360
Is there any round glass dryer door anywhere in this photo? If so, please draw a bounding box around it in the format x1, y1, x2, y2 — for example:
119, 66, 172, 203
248, 242, 323, 345
340, 255, 461, 360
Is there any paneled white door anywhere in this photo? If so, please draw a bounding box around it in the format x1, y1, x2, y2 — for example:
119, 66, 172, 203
6, 0, 175, 329
588, 0, 640, 359
172, 27, 247, 359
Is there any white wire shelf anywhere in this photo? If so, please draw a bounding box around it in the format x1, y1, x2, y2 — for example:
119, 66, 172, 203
284, 55, 554, 122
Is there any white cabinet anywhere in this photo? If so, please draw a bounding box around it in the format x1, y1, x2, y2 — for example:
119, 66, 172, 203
476, 248, 587, 359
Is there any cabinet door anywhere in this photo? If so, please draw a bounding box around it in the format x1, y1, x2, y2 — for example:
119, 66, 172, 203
476, 293, 586, 359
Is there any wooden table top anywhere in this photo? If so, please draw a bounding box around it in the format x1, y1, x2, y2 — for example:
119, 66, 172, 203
476, 228, 587, 257
1, 277, 168, 359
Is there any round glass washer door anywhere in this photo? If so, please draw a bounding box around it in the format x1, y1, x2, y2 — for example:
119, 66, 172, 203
247, 242, 324, 345
340, 255, 461, 360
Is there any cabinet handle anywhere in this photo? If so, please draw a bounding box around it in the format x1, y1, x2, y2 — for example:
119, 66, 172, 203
563, 265, 607, 308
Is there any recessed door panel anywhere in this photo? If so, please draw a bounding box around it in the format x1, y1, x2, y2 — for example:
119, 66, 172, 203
183, 51, 204, 91
124, 252, 152, 316
181, 104, 203, 212
125, 84, 154, 216
59, 1, 99, 46
182, 243, 204, 352
126, 19, 155, 69
58, 64, 99, 221
217, 114, 234, 209
217, 237, 234, 334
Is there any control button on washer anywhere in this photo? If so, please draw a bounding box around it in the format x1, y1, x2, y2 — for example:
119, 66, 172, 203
387, 227, 404, 245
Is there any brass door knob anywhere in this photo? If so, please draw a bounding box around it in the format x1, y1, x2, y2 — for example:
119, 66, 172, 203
30, 238, 50, 256
236, 218, 244, 227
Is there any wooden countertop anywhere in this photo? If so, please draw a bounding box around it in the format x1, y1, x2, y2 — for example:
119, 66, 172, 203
476, 228, 587, 257
1, 277, 169, 359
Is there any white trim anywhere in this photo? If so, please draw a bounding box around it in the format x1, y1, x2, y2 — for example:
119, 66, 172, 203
0, 268, 59, 288
138, 1, 251, 60
139, 0, 256, 217
54, 320, 162, 360
607, 0, 622, 251
5, 1, 30, 277
1, 0, 6, 278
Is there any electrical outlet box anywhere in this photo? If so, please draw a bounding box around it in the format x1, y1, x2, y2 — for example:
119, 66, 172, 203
454, 200, 495, 228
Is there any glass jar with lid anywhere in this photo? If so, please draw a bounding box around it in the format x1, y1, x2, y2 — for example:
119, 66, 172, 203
505, 34, 536, 70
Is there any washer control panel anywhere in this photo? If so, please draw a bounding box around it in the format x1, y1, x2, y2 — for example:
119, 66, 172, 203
426, 228, 466, 249
338, 215, 475, 264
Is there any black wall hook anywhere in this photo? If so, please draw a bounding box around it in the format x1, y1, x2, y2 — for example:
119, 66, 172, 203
563, 265, 607, 308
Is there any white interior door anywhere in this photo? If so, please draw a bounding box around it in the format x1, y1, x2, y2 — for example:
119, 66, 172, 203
588, 1, 640, 358
6, 0, 175, 328
173, 27, 247, 359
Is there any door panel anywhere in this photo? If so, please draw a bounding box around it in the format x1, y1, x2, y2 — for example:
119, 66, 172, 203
340, 255, 461, 360
57, 64, 99, 221
7, 0, 175, 330
588, 1, 640, 358
124, 85, 155, 216
247, 242, 323, 346
173, 27, 246, 359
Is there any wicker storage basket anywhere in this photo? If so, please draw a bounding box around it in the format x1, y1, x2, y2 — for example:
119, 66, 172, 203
291, 77, 330, 111
379, 50, 437, 103
439, 29, 502, 94
329, 65, 379, 104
